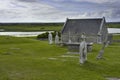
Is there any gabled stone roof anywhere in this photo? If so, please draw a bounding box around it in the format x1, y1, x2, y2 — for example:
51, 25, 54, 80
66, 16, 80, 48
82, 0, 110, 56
62, 18, 106, 35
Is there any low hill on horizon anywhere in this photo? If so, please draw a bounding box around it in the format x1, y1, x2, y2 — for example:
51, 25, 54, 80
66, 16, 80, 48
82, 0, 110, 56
0, 22, 119, 32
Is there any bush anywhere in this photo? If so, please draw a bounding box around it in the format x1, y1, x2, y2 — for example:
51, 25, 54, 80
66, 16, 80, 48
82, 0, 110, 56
37, 31, 61, 39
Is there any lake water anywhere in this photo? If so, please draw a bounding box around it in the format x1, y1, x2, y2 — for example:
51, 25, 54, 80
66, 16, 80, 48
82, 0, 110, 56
0, 28, 119, 37
0, 31, 53, 37
108, 28, 120, 34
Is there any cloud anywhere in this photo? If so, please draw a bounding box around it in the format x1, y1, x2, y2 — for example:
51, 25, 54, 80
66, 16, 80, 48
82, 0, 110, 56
0, 0, 119, 22
73, 0, 119, 4
0, 0, 61, 22
17, 0, 38, 3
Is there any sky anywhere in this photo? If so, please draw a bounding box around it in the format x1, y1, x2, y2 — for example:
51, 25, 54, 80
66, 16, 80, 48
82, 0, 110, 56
0, 0, 120, 22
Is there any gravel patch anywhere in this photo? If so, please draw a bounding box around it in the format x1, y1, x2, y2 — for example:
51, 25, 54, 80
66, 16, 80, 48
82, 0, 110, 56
107, 77, 120, 80
60, 55, 79, 58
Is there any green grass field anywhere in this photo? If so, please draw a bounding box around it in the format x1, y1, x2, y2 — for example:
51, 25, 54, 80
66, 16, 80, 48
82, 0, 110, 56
0, 36, 120, 80
0, 25, 62, 32
107, 23, 120, 28
0, 22, 119, 32
0, 23, 63, 32
113, 35, 120, 40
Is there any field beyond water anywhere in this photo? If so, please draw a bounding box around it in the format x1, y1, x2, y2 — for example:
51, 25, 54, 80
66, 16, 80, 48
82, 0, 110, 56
0, 22, 120, 32
0, 23, 63, 32
0, 36, 120, 80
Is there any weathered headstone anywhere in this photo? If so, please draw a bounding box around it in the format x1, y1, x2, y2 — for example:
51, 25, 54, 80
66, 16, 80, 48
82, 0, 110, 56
48, 32, 53, 44
79, 33, 87, 64
87, 42, 93, 52
96, 42, 106, 59
55, 32, 59, 44
68, 39, 72, 43
105, 41, 110, 47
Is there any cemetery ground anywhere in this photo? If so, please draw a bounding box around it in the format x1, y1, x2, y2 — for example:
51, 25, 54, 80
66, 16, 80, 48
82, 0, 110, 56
0, 36, 120, 80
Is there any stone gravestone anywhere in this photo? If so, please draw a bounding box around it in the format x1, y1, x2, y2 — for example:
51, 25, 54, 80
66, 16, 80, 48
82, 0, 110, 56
79, 33, 87, 64
48, 32, 53, 44
96, 42, 106, 59
87, 42, 93, 52
55, 32, 59, 44
105, 41, 110, 47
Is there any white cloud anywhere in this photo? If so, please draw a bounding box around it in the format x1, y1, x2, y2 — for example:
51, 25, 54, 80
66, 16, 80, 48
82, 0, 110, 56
0, 0, 12, 9
0, 0, 119, 22
0, 0, 63, 22
74, 0, 119, 3
0, 0, 90, 22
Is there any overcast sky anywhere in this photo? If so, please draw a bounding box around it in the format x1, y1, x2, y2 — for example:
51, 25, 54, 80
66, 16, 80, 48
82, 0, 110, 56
0, 0, 120, 22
